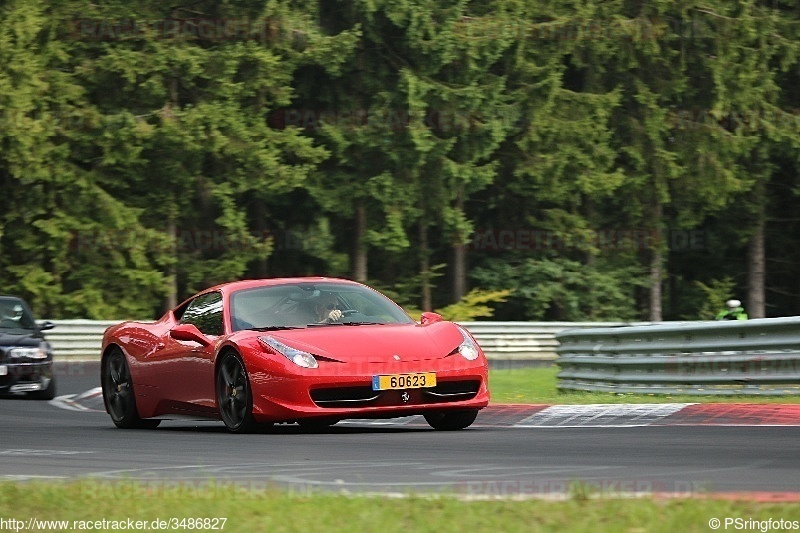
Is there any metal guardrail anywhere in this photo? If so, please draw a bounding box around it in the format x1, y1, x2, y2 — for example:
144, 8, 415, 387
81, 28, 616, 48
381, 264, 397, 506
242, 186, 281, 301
47, 318, 800, 395
43, 320, 119, 359
457, 321, 635, 361
42, 319, 622, 361
555, 317, 800, 396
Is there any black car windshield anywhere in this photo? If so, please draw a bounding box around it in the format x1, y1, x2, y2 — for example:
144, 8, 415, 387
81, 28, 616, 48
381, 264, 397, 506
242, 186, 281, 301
230, 282, 415, 331
0, 297, 38, 331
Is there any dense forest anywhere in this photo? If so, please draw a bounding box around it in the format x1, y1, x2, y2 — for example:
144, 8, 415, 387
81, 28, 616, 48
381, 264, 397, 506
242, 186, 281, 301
1, 0, 799, 321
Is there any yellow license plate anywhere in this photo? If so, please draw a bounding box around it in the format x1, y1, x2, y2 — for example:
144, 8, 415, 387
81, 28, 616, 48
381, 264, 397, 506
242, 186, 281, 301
372, 372, 436, 391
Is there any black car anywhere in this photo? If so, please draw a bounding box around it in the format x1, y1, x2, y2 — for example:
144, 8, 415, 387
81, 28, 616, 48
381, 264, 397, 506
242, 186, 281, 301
0, 296, 56, 399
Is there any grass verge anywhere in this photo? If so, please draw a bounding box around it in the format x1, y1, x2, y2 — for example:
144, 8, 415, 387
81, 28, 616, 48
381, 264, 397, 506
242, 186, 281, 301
489, 366, 800, 404
1, 481, 799, 533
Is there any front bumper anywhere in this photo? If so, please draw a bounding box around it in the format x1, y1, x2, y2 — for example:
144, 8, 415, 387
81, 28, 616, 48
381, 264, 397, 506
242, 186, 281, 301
0, 361, 53, 394
248, 358, 490, 422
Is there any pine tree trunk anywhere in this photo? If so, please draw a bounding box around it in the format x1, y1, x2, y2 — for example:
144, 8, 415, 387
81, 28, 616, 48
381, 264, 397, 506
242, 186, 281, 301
353, 201, 367, 282
649, 204, 664, 322
747, 185, 766, 318
419, 220, 432, 312
165, 83, 180, 312
649, 246, 663, 321
252, 200, 269, 278
452, 187, 467, 302
165, 217, 178, 311
453, 244, 466, 302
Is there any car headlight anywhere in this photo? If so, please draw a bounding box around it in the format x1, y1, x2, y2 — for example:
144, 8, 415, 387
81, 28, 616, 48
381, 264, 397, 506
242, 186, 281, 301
258, 336, 318, 369
456, 327, 480, 361
8, 344, 48, 360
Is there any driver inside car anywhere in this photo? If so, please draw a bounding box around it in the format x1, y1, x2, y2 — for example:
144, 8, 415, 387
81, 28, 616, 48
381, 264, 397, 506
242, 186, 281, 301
311, 292, 343, 324
0, 302, 24, 327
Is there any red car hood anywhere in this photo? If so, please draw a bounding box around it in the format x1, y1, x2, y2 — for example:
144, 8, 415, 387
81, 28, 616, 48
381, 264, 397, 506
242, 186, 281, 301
261, 322, 465, 363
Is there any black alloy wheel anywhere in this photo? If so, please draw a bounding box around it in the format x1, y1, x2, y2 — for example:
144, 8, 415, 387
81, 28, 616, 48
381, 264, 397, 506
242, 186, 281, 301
216, 351, 257, 433
101, 347, 160, 429
423, 409, 479, 431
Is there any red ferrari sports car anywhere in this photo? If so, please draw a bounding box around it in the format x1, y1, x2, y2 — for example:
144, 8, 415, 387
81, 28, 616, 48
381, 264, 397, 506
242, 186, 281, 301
101, 278, 489, 432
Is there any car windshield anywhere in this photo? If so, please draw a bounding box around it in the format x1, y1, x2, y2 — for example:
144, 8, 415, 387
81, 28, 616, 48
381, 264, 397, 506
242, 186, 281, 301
0, 297, 38, 332
229, 282, 415, 331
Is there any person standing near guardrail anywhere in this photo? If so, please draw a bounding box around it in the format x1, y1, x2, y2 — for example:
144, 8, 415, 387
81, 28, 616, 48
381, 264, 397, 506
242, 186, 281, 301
715, 299, 748, 320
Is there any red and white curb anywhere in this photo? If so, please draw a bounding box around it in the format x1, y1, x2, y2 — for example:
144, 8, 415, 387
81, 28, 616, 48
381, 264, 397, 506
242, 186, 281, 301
50, 389, 800, 427
50, 387, 104, 412
491, 403, 800, 427
513, 403, 692, 428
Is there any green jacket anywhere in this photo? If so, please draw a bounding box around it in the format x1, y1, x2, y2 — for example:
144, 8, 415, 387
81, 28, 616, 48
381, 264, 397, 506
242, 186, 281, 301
715, 307, 748, 320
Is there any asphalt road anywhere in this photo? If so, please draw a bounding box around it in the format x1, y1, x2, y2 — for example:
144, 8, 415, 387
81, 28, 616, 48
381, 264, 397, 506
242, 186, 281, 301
1, 361, 799, 498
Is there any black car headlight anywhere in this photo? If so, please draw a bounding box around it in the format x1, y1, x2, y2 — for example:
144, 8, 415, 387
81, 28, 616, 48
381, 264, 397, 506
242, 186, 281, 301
8, 343, 48, 360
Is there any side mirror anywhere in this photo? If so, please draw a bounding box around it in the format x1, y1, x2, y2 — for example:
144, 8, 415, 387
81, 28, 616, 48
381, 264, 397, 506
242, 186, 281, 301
170, 323, 211, 346
38, 321, 55, 331
419, 312, 443, 326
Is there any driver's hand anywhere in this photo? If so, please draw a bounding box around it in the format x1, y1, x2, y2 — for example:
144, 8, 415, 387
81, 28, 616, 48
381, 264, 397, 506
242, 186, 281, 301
326, 309, 343, 322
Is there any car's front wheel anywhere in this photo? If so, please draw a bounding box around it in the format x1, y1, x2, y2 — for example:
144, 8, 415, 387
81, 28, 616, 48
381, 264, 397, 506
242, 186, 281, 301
216, 351, 257, 433
101, 347, 160, 429
423, 409, 479, 430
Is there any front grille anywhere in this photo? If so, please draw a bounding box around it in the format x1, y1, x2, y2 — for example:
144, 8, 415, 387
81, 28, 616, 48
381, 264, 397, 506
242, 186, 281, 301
310, 379, 481, 408
423, 380, 481, 399
310, 386, 381, 407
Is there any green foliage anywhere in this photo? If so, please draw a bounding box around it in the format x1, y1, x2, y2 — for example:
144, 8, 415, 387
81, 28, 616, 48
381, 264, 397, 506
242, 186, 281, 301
435, 288, 511, 322
1, 0, 800, 320
694, 277, 739, 321
473, 258, 645, 321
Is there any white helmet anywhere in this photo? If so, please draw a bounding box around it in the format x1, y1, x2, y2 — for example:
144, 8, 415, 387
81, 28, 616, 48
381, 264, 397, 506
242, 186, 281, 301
2, 303, 24, 321
726, 299, 741, 308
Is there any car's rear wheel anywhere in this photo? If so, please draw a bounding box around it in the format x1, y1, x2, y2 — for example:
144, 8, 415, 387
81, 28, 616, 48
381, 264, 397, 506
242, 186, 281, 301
423, 409, 479, 430
216, 351, 257, 433
102, 347, 160, 429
